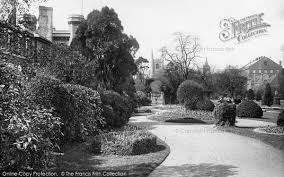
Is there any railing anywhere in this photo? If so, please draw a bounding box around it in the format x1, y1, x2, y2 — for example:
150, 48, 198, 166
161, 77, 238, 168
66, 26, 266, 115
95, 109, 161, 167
0, 20, 51, 58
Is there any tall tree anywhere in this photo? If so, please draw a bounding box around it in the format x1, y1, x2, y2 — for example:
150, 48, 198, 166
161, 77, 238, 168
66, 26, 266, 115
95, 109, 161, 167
278, 69, 284, 99
71, 7, 139, 93
160, 32, 202, 80
213, 66, 247, 98
263, 83, 273, 106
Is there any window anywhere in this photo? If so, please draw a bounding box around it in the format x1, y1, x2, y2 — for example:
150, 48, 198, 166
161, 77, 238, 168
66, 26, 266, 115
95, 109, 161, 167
252, 70, 256, 74
264, 70, 268, 73
270, 70, 273, 73
259, 70, 261, 73
276, 70, 279, 73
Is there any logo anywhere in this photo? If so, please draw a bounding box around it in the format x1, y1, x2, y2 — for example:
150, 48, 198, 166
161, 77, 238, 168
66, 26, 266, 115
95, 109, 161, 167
219, 13, 271, 42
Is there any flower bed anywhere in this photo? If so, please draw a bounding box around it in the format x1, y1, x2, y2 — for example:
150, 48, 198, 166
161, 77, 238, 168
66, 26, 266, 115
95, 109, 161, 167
255, 126, 284, 135
148, 106, 214, 122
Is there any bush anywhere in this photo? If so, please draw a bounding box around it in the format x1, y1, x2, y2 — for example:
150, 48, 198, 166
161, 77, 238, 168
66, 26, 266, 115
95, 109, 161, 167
0, 62, 61, 171
100, 90, 133, 128
213, 103, 236, 126
277, 110, 284, 127
263, 83, 273, 106
246, 89, 255, 100
136, 91, 151, 106
236, 100, 263, 118
27, 75, 105, 143
196, 98, 215, 111
96, 130, 157, 155
177, 80, 204, 110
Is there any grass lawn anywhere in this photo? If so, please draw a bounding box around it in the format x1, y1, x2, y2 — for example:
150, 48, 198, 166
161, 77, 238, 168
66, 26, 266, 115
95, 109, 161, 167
52, 125, 170, 177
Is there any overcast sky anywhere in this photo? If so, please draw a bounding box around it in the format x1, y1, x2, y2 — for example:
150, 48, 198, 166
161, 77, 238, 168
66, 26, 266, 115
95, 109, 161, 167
33, 0, 284, 70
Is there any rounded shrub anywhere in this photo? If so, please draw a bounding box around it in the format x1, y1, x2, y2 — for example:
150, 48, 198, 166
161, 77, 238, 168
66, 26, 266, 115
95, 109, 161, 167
177, 80, 204, 110
100, 90, 133, 128
196, 98, 215, 111
236, 100, 263, 118
28, 75, 105, 143
277, 110, 284, 127
136, 91, 151, 106
213, 103, 236, 126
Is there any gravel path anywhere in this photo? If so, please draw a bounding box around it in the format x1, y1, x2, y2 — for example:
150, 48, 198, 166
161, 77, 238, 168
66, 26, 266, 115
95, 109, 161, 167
130, 110, 284, 177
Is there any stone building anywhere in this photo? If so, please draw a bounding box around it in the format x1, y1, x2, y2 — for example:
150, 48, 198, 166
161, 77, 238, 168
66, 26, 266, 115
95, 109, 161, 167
149, 50, 165, 79
37, 6, 84, 45
242, 56, 283, 91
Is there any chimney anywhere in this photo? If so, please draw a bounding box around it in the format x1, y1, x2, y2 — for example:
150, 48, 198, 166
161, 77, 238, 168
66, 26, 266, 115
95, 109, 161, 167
68, 14, 84, 46
38, 6, 53, 41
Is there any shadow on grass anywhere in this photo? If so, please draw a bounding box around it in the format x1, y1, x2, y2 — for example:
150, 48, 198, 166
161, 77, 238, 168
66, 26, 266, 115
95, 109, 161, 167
165, 118, 208, 124
149, 163, 238, 177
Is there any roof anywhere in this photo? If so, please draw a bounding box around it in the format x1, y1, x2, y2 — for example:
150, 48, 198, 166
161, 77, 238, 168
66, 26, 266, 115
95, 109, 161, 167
248, 56, 282, 70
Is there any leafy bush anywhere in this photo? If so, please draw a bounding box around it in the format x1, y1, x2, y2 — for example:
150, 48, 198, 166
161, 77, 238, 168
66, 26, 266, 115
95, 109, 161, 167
177, 80, 204, 110
27, 75, 105, 142
0, 62, 61, 171
213, 103, 236, 126
277, 110, 284, 127
94, 130, 157, 155
246, 89, 255, 100
263, 83, 273, 106
196, 99, 215, 111
100, 90, 133, 128
236, 100, 263, 118
136, 91, 151, 106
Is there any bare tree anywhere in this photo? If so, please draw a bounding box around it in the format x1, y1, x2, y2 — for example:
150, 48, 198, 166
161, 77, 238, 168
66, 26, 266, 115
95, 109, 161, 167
160, 32, 202, 80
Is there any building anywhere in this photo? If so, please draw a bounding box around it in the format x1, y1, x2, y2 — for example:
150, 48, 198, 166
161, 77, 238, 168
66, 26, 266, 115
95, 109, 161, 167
203, 57, 211, 75
37, 6, 84, 45
242, 56, 283, 91
149, 50, 165, 78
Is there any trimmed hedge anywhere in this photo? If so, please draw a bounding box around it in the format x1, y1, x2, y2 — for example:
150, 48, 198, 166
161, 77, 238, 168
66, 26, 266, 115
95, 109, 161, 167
27, 75, 105, 143
213, 103, 236, 126
100, 90, 133, 128
196, 99, 215, 112
277, 110, 284, 127
177, 80, 204, 110
236, 100, 263, 118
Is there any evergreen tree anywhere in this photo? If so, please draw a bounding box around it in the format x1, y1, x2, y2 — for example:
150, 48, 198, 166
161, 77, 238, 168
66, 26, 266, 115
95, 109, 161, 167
263, 83, 273, 106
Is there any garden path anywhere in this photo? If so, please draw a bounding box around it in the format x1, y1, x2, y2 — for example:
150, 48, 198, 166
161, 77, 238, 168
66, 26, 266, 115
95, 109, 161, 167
129, 107, 284, 177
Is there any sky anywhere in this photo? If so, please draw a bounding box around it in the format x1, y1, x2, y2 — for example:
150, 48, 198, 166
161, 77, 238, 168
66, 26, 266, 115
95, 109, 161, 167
32, 0, 284, 70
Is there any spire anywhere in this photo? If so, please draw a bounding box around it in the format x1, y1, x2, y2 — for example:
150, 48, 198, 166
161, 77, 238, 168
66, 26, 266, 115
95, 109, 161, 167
205, 57, 209, 66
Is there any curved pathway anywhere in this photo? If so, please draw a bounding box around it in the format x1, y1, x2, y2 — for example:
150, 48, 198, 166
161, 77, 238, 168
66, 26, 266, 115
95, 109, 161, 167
130, 109, 284, 177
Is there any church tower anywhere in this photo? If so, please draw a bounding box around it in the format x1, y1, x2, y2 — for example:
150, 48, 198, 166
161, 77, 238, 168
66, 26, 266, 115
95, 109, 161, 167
203, 58, 211, 75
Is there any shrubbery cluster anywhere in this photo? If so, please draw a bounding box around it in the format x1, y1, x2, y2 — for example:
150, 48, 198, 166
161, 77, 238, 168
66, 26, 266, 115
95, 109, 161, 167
136, 91, 151, 107
0, 62, 61, 170
213, 103, 236, 126
27, 75, 105, 142
196, 98, 215, 112
100, 90, 133, 128
236, 100, 263, 118
177, 80, 204, 110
